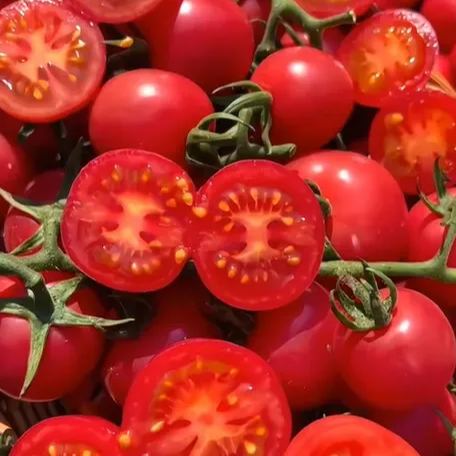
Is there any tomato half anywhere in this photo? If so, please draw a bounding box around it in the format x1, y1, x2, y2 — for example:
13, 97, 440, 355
119, 339, 291, 456
296, 0, 372, 16
0, 0, 105, 123
189, 160, 325, 311
369, 90, 456, 194
337, 9, 438, 107
284, 415, 420, 455
10, 416, 122, 455
61, 149, 196, 293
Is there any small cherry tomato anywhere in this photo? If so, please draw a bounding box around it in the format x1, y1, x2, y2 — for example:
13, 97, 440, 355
296, 0, 372, 16
337, 9, 438, 107
119, 339, 292, 455
421, 0, 456, 53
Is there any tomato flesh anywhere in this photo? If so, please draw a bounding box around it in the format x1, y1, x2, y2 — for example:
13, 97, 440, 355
61, 149, 196, 293
120, 339, 291, 456
337, 10, 438, 107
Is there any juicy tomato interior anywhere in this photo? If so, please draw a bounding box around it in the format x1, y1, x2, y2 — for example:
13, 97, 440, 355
61, 149, 195, 293
189, 160, 325, 311
296, 0, 372, 15
120, 339, 291, 456
369, 91, 456, 194
337, 10, 437, 107
0, 0, 105, 122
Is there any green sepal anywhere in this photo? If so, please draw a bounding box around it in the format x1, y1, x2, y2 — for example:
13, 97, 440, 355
0, 188, 47, 221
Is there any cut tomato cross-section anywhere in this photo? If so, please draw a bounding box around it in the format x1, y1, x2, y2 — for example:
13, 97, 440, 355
61, 149, 196, 293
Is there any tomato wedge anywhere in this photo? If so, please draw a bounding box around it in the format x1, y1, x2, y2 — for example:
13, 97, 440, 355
61, 149, 196, 293
0, 0, 105, 123
337, 9, 438, 107
189, 160, 325, 311
369, 90, 456, 194
119, 339, 292, 456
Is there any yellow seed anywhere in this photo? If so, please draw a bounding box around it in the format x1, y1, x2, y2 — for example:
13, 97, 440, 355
141, 169, 152, 182
283, 245, 295, 254
37, 79, 49, 91
244, 441, 257, 455
160, 186, 170, 194
68, 73, 77, 83
166, 198, 177, 208
32, 87, 43, 100
175, 248, 188, 264
227, 394, 239, 406
149, 240, 163, 248
112, 167, 122, 182
142, 263, 152, 274
150, 420, 165, 433
216, 257, 227, 269
384, 112, 404, 127
228, 266, 238, 278
69, 55, 85, 64
110, 252, 120, 265
192, 206, 208, 218
118, 36, 134, 48
241, 274, 250, 284
223, 221, 234, 232
271, 191, 282, 205
118, 432, 132, 449
196, 356, 203, 370
82, 451, 92, 456
131, 262, 141, 275
48, 445, 57, 456
158, 393, 168, 401
73, 39, 86, 50
228, 192, 240, 206
218, 200, 230, 212
163, 380, 173, 388
160, 216, 172, 224
19, 16, 27, 29
72, 25, 82, 41
182, 192, 194, 206
256, 426, 267, 437
250, 188, 259, 201
229, 367, 239, 376
287, 256, 301, 266
282, 217, 294, 226
176, 177, 188, 189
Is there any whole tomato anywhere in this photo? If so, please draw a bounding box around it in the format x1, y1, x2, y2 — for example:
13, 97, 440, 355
421, 0, 456, 53
240, 0, 271, 45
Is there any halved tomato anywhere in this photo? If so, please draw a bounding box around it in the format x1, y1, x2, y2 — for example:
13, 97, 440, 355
296, 0, 372, 16
369, 90, 456, 194
189, 160, 326, 311
119, 339, 292, 456
61, 149, 196, 293
337, 9, 438, 107
0, 0, 105, 123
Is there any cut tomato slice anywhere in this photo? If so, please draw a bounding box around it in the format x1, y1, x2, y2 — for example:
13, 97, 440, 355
369, 90, 456, 194
296, 0, 372, 16
61, 149, 196, 293
119, 339, 292, 456
189, 160, 325, 311
0, 0, 105, 123
337, 9, 438, 107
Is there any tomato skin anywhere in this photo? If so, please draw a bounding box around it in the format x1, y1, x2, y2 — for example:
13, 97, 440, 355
89, 69, 213, 166
10, 415, 122, 455
296, 0, 372, 16
251, 47, 354, 155
138, 0, 254, 93
434, 54, 454, 83
375, 0, 419, 8
239, 0, 270, 45
280, 27, 346, 56
248, 282, 339, 411
285, 415, 420, 455
102, 276, 219, 406
334, 287, 456, 411
287, 151, 408, 261
421, 0, 456, 53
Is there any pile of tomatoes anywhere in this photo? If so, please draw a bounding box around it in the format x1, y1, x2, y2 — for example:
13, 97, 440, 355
0, 0, 456, 454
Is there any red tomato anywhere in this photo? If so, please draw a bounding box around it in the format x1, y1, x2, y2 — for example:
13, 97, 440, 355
248, 282, 339, 411
102, 276, 219, 406
3, 169, 64, 253
89, 69, 213, 166
0, 275, 108, 401
239, 0, 270, 45
251, 47, 354, 155
421, 0, 456, 53
137, 0, 254, 93
285, 415, 420, 455
0, 0, 105, 123
434, 53, 454, 83
337, 10, 438, 107
334, 287, 456, 411
10, 416, 122, 456
280, 27, 346, 56
375, 0, 420, 8
369, 91, 456, 194
189, 160, 325, 311
61, 149, 196, 293
287, 151, 408, 261
296, 0, 372, 16
119, 339, 291, 455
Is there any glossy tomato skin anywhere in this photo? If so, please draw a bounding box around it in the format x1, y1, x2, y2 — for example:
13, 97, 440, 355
334, 287, 456, 411
10, 416, 122, 455
337, 10, 438, 107
248, 282, 339, 411
120, 339, 291, 456
240, 0, 270, 45
296, 0, 372, 16
0, 276, 108, 401
138, 0, 254, 93
287, 151, 408, 261
3, 169, 64, 253
421, 0, 456, 53
284, 415, 420, 455
190, 160, 326, 311
102, 276, 219, 406
252, 47, 354, 155
89, 69, 213, 166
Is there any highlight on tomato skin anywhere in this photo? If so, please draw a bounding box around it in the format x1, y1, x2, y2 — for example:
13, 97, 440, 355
119, 338, 292, 456
188, 160, 326, 311
368, 90, 456, 194
337, 9, 439, 107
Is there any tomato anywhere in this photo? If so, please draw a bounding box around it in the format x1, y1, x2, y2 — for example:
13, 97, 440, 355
102, 276, 219, 406
369, 91, 456, 195
337, 10, 438, 107
434, 53, 454, 83
119, 339, 291, 455
0, 275, 108, 401
10, 416, 122, 455
62, 149, 196, 293
0, 0, 105, 123
89, 69, 213, 166
251, 47, 354, 155
280, 27, 346, 56
189, 160, 325, 311
287, 151, 408, 261
138, 0, 254, 93
284, 415, 420, 456
248, 282, 339, 411
239, 0, 270, 45
375, 0, 420, 8
421, 0, 456, 53
334, 287, 456, 411
296, 0, 372, 16
3, 168, 64, 253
